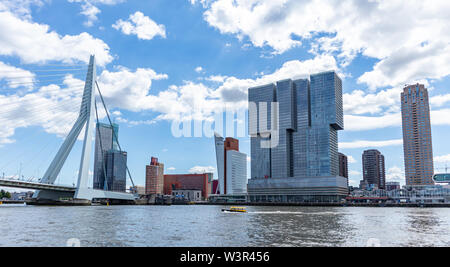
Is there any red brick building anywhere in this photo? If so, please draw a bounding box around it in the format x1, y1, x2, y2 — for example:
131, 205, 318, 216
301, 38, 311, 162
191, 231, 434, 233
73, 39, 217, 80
145, 157, 164, 195
164, 174, 211, 199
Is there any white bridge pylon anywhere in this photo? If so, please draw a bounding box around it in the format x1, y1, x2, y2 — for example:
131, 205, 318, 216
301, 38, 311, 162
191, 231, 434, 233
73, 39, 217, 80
33, 55, 136, 202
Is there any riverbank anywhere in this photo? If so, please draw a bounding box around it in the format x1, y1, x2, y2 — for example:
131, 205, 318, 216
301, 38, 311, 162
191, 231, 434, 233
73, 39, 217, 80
2, 200, 449, 208
194, 202, 450, 208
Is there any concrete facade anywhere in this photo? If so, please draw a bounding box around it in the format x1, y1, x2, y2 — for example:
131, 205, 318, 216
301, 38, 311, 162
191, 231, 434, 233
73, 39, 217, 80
401, 84, 434, 186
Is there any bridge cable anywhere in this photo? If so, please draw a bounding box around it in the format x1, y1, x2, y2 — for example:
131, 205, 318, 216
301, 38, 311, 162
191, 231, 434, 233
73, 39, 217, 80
94, 99, 109, 191
95, 81, 136, 188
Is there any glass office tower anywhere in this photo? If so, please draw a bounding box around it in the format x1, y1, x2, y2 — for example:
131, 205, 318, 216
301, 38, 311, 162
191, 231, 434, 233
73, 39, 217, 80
93, 122, 120, 190
104, 150, 127, 192
247, 71, 348, 202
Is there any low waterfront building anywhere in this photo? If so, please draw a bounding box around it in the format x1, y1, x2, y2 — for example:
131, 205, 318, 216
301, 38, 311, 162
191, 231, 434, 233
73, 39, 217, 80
349, 185, 450, 204
164, 173, 211, 200
130, 186, 146, 195
172, 190, 202, 202
386, 182, 401, 191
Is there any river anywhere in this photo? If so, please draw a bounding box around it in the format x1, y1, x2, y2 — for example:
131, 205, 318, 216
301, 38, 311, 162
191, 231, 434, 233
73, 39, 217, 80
0, 205, 448, 247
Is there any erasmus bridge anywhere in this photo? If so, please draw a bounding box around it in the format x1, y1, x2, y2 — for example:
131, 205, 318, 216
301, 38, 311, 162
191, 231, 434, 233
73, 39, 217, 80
0, 55, 137, 203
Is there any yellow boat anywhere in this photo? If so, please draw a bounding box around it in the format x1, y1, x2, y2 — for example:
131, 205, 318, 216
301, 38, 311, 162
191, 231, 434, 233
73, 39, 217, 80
222, 207, 247, 213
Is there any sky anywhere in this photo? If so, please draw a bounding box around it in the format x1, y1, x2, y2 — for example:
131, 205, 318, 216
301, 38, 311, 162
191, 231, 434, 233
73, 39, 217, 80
1, 0, 450, 191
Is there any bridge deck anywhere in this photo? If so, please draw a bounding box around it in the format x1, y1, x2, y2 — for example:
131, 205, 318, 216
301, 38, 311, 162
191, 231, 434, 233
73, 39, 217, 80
0, 179, 76, 192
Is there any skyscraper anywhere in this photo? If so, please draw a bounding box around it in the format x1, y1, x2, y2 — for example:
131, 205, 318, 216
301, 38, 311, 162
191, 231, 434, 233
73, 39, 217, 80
338, 153, 349, 179
104, 150, 127, 192
362, 149, 386, 190
93, 122, 119, 190
145, 157, 164, 195
214, 134, 247, 195
401, 84, 434, 186
247, 71, 348, 202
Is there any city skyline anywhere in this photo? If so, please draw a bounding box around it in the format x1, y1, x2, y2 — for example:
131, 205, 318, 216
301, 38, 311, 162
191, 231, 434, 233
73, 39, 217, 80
2, 1, 450, 192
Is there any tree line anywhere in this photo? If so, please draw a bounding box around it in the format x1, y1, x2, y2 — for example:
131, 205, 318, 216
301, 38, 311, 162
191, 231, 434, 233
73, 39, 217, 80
0, 190, 12, 199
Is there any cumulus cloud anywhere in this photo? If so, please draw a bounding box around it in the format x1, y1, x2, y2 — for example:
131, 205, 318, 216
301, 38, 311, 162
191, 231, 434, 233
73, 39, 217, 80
434, 154, 450, 164
347, 156, 356, 164
191, 0, 450, 90
340, 139, 403, 149
189, 166, 216, 174
0, 0, 45, 19
430, 94, 450, 108
195, 66, 204, 73
0, 75, 85, 145
386, 166, 404, 184
69, 0, 126, 27
113, 11, 166, 40
0, 10, 113, 66
0, 61, 35, 90
97, 66, 168, 112
344, 113, 401, 132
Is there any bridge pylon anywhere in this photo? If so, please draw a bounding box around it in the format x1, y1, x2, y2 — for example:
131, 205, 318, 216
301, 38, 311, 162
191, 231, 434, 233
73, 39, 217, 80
33, 55, 136, 203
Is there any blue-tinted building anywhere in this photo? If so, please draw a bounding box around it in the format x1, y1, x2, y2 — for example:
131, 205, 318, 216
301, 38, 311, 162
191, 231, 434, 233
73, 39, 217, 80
93, 122, 120, 190
247, 71, 348, 202
104, 150, 127, 192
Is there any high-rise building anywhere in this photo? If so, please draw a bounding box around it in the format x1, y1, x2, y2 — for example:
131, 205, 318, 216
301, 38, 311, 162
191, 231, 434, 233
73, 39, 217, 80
93, 122, 119, 190
104, 150, 127, 192
362, 149, 386, 190
338, 153, 349, 179
163, 173, 212, 199
145, 157, 164, 195
214, 134, 248, 195
401, 84, 434, 186
247, 71, 348, 202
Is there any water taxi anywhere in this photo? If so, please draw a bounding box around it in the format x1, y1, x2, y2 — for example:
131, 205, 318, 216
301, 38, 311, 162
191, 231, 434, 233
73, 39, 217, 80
222, 207, 247, 213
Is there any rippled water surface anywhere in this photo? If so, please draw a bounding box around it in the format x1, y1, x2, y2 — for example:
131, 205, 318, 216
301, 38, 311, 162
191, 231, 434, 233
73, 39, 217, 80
0, 205, 449, 247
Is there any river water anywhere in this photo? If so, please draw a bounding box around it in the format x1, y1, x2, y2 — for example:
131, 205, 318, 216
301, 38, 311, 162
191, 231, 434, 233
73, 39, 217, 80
0, 205, 448, 247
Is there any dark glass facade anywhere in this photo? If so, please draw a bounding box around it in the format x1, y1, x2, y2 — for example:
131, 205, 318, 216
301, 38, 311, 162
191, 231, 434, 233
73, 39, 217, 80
362, 149, 386, 189
104, 150, 127, 192
93, 122, 119, 190
247, 71, 347, 202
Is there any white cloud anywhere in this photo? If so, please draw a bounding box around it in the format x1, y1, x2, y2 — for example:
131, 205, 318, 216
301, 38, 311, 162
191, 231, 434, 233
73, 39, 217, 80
430, 94, 450, 108
195, 66, 204, 73
167, 167, 176, 171
386, 166, 404, 184
0, 61, 35, 89
349, 170, 361, 176
344, 113, 401, 132
0, 75, 85, 145
0, 0, 45, 19
97, 66, 168, 112
192, 0, 450, 90
431, 109, 450, 126
347, 156, 356, 164
0, 10, 113, 66
68, 0, 126, 27
340, 139, 403, 149
113, 11, 166, 40
358, 42, 450, 89
189, 166, 216, 174
434, 154, 450, 164
112, 54, 338, 124
344, 88, 401, 115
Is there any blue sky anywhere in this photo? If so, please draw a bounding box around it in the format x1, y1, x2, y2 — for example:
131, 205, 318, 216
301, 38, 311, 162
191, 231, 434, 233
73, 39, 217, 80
1, 0, 450, 190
